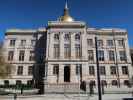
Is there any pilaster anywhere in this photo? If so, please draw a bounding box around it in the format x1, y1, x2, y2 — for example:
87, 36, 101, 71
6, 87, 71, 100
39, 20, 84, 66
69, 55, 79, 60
59, 64, 64, 83
60, 33, 64, 59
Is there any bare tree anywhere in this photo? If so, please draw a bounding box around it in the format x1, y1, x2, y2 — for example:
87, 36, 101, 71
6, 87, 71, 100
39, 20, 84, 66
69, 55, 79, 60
0, 42, 14, 78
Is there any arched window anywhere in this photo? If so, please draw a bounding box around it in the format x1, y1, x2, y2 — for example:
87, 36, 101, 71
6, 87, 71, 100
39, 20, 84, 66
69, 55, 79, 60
53, 65, 59, 75
101, 80, 107, 87
90, 80, 96, 86
27, 80, 33, 85
4, 80, 9, 86
124, 80, 130, 86
75, 34, 80, 40
111, 80, 118, 86
16, 80, 22, 86
54, 34, 59, 40
64, 34, 70, 40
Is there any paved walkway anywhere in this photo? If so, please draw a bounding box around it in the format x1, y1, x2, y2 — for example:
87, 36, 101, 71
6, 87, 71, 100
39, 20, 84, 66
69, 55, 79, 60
0, 93, 132, 100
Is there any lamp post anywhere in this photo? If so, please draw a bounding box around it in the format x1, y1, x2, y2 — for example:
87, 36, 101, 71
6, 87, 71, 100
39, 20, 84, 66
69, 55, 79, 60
78, 65, 81, 100
95, 37, 102, 100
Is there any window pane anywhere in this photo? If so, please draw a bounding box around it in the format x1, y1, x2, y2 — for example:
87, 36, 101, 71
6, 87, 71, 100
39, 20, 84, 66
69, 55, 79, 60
53, 65, 59, 75
97, 40, 103, 47
112, 80, 118, 86
76, 64, 82, 75
75, 34, 80, 40
118, 39, 124, 46
17, 66, 23, 75
64, 44, 71, 58
28, 66, 33, 75
54, 34, 59, 40
54, 44, 60, 58
98, 50, 104, 61
88, 50, 94, 61
16, 80, 22, 85
29, 51, 35, 61
107, 40, 114, 46
110, 66, 117, 75
31, 40, 36, 46
89, 66, 95, 75
8, 51, 14, 61
10, 40, 15, 46
20, 40, 26, 46
87, 39, 93, 46
64, 34, 70, 41
108, 50, 115, 61
100, 66, 106, 75
75, 44, 81, 58
119, 51, 127, 61
19, 50, 25, 61
122, 66, 128, 75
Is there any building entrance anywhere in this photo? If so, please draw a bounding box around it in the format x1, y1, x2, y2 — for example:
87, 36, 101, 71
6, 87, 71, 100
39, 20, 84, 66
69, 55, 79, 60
64, 66, 70, 82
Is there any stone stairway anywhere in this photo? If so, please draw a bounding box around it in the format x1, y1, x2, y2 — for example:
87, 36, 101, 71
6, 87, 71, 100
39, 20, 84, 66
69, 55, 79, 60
44, 83, 133, 94
44, 83, 85, 93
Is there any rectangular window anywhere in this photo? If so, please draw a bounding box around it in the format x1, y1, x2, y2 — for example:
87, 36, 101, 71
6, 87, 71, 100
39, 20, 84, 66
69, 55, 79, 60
100, 66, 106, 75
28, 66, 33, 75
98, 50, 104, 61
119, 51, 127, 61
29, 51, 35, 61
108, 50, 115, 61
107, 40, 114, 46
20, 40, 26, 46
17, 66, 23, 75
19, 50, 25, 61
89, 66, 95, 75
118, 39, 124, 47
54, 44, 60, 58
9, 39, 15, 46
88, 50, 94, 61
8, 51, 14, 61
4, 80, 9, 86
97, 40, 103, 47
87, 39, 93, 46
122, 66, 128, 75
76, 64, 82, 75
53, 65, 59, 75
64, 44, 71, 58
16, 80, 22, 85
64, 34, 70, 41
110, 66, 117, 75
31, 40, 36, 46
75, 44, 81, 58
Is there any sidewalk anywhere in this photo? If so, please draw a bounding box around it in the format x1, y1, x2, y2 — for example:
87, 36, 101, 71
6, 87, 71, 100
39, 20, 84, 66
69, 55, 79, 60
0, 93, 132, 100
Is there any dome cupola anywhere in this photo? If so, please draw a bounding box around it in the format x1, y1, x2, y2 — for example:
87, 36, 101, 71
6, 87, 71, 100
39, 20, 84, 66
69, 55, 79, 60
58, 1, 74, 22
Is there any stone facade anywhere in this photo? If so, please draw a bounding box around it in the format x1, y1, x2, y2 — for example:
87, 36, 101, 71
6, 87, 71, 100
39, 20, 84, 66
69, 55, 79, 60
1, 3, 133, 90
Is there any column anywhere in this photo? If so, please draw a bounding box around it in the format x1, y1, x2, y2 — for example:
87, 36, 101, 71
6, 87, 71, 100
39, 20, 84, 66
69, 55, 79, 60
60, 32, 64, 59
128, 64, 133, 79
46, 32, 50, 58
82, 63, 88, 81
125, 38, 132, 63
48, 33, 54, 59
71, 33, 75, 59
81, 31, 88, 60
47, 64, 54, 83
71, 64, 77, 83
59, 64, 64, 83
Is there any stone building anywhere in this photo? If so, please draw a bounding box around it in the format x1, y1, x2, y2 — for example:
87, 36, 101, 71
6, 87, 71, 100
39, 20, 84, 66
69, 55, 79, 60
1, 2, 133, 92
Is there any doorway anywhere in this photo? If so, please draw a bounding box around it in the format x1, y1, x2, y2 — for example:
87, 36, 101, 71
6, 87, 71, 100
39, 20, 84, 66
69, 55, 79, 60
64, 66, 70, 82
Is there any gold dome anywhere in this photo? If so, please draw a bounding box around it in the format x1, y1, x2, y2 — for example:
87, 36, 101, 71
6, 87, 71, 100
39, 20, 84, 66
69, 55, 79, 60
59, 15, 74, 22
58, 1, 74, 22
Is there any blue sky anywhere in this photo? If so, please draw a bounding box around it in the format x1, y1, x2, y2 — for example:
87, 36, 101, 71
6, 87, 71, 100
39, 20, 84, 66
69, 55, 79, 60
0, 0, 133, 47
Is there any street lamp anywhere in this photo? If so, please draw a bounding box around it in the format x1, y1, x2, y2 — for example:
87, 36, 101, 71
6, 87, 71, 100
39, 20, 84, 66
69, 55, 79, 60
95, 36, 102, 100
